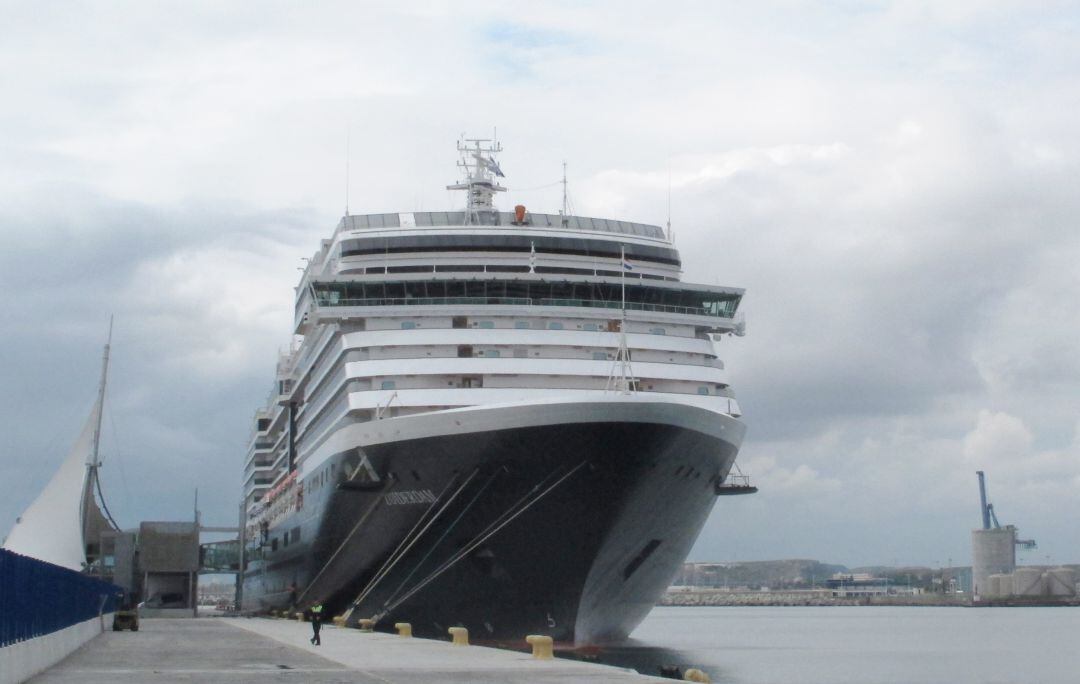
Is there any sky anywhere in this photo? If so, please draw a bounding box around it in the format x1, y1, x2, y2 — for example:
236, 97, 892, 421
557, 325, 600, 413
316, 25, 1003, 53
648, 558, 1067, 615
1, 1, 1078, 569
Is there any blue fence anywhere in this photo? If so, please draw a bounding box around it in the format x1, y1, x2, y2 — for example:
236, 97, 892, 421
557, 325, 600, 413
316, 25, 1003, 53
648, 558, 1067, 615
0, 548, 120, 648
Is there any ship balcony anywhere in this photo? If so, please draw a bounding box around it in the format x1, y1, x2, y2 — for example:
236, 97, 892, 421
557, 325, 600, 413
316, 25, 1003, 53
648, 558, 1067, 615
247, 473, 275, 488
314, 295, 731, 318
250, 455, 275, 469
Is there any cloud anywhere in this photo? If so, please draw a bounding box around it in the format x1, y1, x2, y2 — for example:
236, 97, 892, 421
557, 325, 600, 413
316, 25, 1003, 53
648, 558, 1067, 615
3, 2, 1080, 568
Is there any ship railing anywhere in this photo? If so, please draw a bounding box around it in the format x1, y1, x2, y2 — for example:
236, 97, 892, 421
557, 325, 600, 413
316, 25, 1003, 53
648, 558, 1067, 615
314, 296, 734, 318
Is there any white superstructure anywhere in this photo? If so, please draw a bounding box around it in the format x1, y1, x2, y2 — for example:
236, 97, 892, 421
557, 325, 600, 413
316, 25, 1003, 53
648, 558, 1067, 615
242, 139, 745, 515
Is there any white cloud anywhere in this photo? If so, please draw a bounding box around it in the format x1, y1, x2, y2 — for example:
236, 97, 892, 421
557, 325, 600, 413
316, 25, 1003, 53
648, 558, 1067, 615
3, 1, 1080, 566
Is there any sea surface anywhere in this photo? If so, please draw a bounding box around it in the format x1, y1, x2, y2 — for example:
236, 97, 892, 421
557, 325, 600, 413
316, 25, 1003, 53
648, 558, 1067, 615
590, 606, 1080, 684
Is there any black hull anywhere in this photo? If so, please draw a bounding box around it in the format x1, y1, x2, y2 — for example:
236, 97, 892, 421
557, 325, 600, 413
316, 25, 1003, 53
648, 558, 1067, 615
242, 416, 738, 644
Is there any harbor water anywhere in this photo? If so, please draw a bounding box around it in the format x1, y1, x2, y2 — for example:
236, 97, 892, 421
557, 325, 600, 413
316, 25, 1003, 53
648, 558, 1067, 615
595, 605, 1080, 683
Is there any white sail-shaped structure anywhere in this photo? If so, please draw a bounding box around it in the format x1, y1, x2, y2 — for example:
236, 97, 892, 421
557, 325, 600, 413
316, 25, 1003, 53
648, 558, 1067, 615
3, 404, 104, 569
2, 329, 118, 571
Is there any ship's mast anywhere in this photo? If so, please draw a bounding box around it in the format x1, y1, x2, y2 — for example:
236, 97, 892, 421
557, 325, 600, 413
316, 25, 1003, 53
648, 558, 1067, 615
606, 246, 637, 394
89, 316, 112, 470
446, 137, 506, 225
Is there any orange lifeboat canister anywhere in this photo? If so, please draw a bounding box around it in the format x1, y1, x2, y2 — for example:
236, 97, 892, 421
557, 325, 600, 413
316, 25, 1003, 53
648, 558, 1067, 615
514, 204, 526, 223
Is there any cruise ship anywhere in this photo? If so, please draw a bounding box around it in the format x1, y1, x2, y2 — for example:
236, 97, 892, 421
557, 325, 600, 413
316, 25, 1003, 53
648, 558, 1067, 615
240, 139, 751, 644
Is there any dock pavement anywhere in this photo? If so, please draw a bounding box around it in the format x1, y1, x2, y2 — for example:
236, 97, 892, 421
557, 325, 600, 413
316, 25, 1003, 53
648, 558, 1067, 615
29, 617, 673, 683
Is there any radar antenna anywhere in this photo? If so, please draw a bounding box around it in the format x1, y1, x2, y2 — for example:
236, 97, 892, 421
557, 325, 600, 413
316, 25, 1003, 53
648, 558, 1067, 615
446, 136, 506, 225
560, 161, 569, 227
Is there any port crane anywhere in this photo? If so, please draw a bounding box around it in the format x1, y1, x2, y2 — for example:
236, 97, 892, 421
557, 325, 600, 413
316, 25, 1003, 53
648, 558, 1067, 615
976, 471, 1037, 549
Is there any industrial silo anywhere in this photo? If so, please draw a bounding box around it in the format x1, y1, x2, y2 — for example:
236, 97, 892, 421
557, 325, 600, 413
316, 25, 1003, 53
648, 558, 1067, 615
1012, 567, 1046, 596
972, 526, 1016, 598
988, 573, 1011, 598
1046, 568, 1077, 596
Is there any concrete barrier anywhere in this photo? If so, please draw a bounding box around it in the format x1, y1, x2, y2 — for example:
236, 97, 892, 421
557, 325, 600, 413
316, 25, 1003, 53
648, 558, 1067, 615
0, 615, 109, 684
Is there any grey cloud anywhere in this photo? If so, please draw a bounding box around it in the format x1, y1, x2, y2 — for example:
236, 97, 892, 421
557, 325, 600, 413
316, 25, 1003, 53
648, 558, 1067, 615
3, 2, 1080, 568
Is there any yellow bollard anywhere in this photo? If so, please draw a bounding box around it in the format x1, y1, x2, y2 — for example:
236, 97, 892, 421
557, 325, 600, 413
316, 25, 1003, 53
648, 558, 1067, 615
395, 622, 412, 638
357, 618, 375, 632
525, 635, 554, 660
448, 626, 469, 646
684, 668, 711, 683
332, 616, 346, 627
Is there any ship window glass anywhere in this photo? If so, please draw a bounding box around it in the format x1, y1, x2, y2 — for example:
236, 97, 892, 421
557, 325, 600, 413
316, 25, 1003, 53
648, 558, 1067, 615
478, 321, 495, 329
484, 350, 500, 358
381, 380, 396, 390
435, 264, 485, 272
457, 345, 473, 358
271, 538, 278, 552
401, 321, 416, 329
697, 386, 710, 395
514, 349, 528, 358
592, 352, 608, 360
453, 316, 468, 328
582, 323, 598, 331
549, 322, 564, 330
515, 321, 529, 329
650, 328, 666, 335
291, 528, 300, 544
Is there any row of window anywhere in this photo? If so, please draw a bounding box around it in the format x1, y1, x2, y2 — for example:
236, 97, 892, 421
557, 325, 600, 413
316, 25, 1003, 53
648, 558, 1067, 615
312, 279, 740, 318
400, 318, 670, 334
374, 378, 718, 395
268, 526, 301, 552
339, 233, 678, 265
354, 264, 677, 281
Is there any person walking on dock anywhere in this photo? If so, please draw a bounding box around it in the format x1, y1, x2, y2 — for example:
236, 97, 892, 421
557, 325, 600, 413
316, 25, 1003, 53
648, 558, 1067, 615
309, 603, 323, 646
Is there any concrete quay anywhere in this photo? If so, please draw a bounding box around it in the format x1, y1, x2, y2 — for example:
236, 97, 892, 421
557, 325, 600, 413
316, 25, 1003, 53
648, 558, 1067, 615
29, 617, 672, 683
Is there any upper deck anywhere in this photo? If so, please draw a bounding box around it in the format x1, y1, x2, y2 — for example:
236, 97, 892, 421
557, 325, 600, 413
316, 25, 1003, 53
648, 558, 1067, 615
335, 211, 667, 241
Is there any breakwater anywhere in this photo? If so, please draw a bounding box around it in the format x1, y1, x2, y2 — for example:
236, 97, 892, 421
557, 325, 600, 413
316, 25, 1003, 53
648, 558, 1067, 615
660, 589, 973, 607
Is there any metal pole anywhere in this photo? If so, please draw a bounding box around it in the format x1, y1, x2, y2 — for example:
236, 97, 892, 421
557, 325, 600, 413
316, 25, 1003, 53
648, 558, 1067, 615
977, 471, 991, 530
